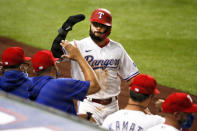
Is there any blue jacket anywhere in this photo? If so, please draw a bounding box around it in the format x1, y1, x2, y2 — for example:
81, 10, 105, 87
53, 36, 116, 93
28, 76, 90, 115
0, 70, 32, 99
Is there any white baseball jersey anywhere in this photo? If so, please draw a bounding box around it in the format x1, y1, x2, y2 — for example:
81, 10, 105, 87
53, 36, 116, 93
146, 124, 180, 131
102, 109, 165, 131
71, 37, 139, 99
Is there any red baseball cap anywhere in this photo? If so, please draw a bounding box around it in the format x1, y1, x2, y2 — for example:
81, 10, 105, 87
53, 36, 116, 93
1, 47, 31, 66
32, 50, 58, 72
130, 74, 160, 95
162, 92, 197, 113
90, 8, 112, 27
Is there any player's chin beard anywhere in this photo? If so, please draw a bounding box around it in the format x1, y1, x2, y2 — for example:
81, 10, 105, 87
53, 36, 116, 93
89, 29, 103, 42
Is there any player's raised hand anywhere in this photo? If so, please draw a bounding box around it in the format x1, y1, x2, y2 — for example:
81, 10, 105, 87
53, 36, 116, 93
60, 40, 80, 60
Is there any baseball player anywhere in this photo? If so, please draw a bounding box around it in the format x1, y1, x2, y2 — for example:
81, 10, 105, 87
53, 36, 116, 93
147, 92, 197, 131
28, 40, 100, 116
102, 74, 165, 131
0, 47, 32, 98
51, 8, 139, 125
52, 8, 139, 125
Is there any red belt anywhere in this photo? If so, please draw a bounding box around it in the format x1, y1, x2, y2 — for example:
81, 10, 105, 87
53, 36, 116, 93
85, 96, 118, 105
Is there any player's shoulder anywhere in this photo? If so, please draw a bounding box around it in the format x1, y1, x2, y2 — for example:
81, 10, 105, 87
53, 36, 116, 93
143, 114, 165, 127
109, 39, 122, 46
103, 110, 121, 122
105, 109, 122, 117
109, 39, 126, 50
107, 109, 131, 118
147, 113, 165, 122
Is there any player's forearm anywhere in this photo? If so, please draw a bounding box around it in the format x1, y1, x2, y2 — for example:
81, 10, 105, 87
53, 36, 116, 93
51, 33, 68, 58
51, 14, 85, 58
76, 55, 100, 94
127, 74, 140, 86
60, 40, 100, 94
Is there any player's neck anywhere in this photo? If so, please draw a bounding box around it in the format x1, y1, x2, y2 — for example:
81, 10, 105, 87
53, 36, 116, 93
96, 38, 109, 48
164, 115, 181, 130
126, 103, 146, 110
126, 103, 145, 112
125, 99, 149, 113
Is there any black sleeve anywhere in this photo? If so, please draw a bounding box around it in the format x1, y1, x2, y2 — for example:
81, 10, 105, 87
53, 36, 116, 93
51, 30, 68, 58
51, 14, 85, 58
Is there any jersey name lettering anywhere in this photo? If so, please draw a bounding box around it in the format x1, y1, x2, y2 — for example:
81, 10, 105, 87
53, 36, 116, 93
110, 121, 144, 131
85, 55, 120, 70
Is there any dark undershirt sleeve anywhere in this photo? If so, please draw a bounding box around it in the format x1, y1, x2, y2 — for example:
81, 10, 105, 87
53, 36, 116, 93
51, 31, 68, 58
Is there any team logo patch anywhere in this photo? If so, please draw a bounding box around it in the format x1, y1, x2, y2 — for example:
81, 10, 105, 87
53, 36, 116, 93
98, 12, 104, 19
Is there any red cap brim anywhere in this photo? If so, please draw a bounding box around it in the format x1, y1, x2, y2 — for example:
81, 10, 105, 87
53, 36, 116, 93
24, 57, 31, 61
154, 88, 160, 94
182, 104, 197, 113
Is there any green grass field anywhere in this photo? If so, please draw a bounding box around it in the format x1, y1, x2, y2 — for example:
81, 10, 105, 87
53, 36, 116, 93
0, 0, 197, 95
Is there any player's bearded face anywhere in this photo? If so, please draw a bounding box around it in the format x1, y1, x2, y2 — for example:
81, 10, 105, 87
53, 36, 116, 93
89, 22, 107, 42
89, 27, 103, 42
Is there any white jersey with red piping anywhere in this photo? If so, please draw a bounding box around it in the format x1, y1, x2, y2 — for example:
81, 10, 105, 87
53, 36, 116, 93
70, 37, 139, 99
